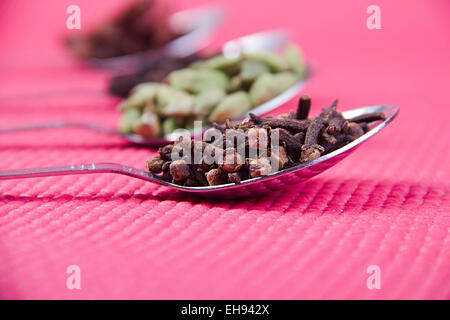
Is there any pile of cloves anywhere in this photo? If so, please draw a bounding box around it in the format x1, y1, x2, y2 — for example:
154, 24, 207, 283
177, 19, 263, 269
146, 95, 386, 186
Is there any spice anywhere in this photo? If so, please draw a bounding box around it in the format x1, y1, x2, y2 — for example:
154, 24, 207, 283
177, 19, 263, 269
342, 122, 365, 140
146, 95, 385, 186
270, 146, 289, 170
67, 0, 182, 60
146, 156, 164, 173
206, 169, 228, 186
248, 158, 272, 178
208, 91, 252, 123
248, 128, 269, 150
262, 117, 309, 132
346, 112, 386, 124
109, 54, 204, 97
248, 72, 299, 106
118, 44, 307, 137
220, 148, 244, 173
169, 160, 190, 181
300, 116, 324, 163
273, 128, 304, 160
300, 144, 325, 163
296, 95, 311, 120
228, 172, 243, 184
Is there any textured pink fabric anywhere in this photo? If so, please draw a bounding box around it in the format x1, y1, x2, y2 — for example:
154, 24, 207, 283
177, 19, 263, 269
0, 0, 449, 299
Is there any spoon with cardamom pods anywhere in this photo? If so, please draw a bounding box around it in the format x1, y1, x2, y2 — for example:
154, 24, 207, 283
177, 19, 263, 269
0, 31, 311, 147
0, 99, 398, 198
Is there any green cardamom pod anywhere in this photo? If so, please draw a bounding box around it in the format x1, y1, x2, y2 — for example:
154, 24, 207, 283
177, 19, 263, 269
119, 109, 141, 134
249, 72, 299, 106
120, 82, 161, 110
162, 117, 184, 135
196, 55, 242, 75
160, 89, 194, 117
208, 91, 251, 123
167, 68, 229, 94
191, 69, 229, 93
240, 60, 270, 83
245, 51, 287, 73
133, 112, 161, 137
193, 88, 226, 116
273, 72, 300, 92
284, 44, 306, 76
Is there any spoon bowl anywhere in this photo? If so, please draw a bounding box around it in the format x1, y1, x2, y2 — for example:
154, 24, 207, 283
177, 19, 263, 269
88, 5, 225, 72
157, 104, 398, 197
0, 104, 398, 198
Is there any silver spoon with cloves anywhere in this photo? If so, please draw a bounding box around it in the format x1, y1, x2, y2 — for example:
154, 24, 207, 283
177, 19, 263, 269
0, 97, 398, 198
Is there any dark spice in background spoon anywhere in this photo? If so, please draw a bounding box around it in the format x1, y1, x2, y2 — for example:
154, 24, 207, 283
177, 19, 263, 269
146, 95, 386, 186
109, 54, 205, 97
67, 0, 182, 60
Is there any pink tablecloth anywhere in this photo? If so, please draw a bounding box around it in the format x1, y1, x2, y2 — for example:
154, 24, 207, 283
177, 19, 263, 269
0, 0, 448, 299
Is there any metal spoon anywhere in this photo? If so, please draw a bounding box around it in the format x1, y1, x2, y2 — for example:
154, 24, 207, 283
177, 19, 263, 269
0, 104, 398, 198
88, 5, 226, 72
0, 30, 310, 147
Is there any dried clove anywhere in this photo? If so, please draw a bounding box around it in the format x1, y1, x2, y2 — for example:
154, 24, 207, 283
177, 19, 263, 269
158, 144, 173, 161
206, 168, 228, 186
262, 117, 309, 133
343, 121, 365, 140
300, 144, 325, 163
228, 172, 243, 184
270, 146, 290, 170
220, 148, 244, 173
273, 128, 304, 160
169, 160, 190, 181
161, 161, 171, 173
300, 105, 332, 162
304, 117, 323, 145
146, 156, 164, 173
296, 95, 311, 120
145, 95, 386, 186
247, 128, 269, 150
346, 112, 386, 124
248, 158, 272, 178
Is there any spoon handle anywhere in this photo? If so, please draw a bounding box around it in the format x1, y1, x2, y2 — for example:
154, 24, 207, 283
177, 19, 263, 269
0, 121, 119, 136
0, 163, 158, 183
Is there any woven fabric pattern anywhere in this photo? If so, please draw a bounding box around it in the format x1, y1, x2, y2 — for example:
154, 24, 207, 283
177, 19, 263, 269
0, 0, 449, 299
